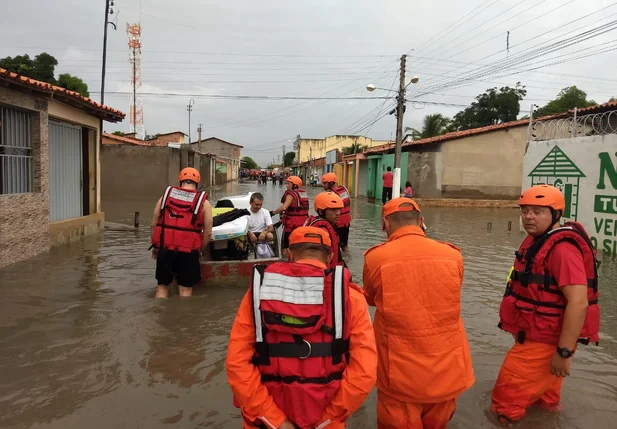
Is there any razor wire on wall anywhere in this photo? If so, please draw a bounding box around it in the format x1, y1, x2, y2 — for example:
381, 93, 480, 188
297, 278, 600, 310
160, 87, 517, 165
528, 110, 617, 142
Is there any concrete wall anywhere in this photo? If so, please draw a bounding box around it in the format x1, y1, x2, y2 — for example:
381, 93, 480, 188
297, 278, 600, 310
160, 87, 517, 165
298, 135, 391, 163
194, 138, 241, 181
406, 145, 443, 198
101, 145, 170, 199
440, 126, 527, 199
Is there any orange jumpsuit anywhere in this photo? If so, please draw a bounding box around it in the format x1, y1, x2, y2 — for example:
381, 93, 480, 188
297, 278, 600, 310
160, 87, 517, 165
226, 259, 377, 428
363, 225, 475, 429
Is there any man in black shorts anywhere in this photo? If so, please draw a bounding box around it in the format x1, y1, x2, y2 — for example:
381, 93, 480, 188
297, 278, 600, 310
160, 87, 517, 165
151, 167, 213, 298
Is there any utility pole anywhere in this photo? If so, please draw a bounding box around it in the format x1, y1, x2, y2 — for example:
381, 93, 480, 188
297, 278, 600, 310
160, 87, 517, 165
197, 123, 203, 143
393, 54, 407, 199
187, 99, 195, 144
100, 0, 115, 105
282, 144, 286, 166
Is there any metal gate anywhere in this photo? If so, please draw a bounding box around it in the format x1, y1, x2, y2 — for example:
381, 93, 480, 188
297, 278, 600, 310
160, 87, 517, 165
49, 120, 82, 222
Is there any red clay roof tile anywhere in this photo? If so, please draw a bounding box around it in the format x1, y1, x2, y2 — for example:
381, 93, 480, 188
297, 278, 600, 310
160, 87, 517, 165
0, 68, 125, 121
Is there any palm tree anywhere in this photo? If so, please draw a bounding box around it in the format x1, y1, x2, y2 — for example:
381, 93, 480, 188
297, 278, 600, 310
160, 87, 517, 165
341, 142, 367, 155
405, 113, 454, 141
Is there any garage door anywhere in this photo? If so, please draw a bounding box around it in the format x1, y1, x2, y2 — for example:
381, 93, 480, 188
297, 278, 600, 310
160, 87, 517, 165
49, 121, 82, 222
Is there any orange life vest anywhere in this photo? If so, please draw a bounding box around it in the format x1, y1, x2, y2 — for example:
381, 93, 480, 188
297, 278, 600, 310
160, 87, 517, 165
243, 262, 351, 429
304, 215, 343, 270
152, 186, 208, 253
332, 185, 351, 227
498, 221, 600, 345
281, 188, 309, 232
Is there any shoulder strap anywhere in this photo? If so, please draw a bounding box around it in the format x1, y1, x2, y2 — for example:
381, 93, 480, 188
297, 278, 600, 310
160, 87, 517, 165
331, 265, 346, 365
160, 186, 173, 211
251, 265, 270, 365
191, 191, 208, 225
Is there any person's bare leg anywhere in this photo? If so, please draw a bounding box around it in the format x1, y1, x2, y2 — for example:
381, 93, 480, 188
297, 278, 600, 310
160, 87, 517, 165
178, 286, 193, 297
265, 232, 274, 242
156, 285, 170, 298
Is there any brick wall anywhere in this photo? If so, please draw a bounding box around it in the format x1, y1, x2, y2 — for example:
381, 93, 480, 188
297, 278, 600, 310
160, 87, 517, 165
0, 86, 51, 268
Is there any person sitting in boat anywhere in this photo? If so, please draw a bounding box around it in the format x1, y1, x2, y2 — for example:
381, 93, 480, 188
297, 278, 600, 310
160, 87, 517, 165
271, 176, 309, 257
226, 226, 377, 429
150, 168, 213, 298
305, 191, 346, 270
247, 192, 274, 244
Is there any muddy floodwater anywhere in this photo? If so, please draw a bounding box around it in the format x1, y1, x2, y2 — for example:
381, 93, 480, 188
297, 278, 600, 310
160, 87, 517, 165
1, 181, 616, 429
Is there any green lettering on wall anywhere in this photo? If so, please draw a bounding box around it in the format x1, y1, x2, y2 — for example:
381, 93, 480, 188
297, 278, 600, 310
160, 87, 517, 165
594, 195, 617, 214
597, 152, 617, 190
594, 217, 604, 233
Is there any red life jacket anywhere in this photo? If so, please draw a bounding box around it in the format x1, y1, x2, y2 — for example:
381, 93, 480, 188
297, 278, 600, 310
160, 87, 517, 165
152, 186, 208, 253
332, 185, 351, 227
304, 215, 343, 270
244, 262, 352, 429
498, 221, 600, 345
281, 188, 309, 233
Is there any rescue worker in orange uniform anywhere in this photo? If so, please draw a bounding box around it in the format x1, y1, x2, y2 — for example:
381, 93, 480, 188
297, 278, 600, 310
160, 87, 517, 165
491, 185, 600, 423
151, 167, 213, 298
304, 191, 346, 270
363, 197, 475, 429
226, 226, 377, 429
271, 176, 309, 257
321, 173, 351, 252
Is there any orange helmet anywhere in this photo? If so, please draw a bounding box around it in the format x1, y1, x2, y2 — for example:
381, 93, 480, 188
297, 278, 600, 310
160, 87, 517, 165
518, 185, 565, 212
289, 226, 332, 247
314, 191, 344, 211
321, 172, 337, 183
178, 167, 201, 184
287, 176, 302, 187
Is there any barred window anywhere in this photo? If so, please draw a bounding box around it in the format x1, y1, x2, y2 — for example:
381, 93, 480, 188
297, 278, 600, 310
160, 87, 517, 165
0, 106, 33, 194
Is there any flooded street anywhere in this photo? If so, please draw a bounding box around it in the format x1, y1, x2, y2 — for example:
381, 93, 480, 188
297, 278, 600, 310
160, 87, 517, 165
1, 181, 616, 429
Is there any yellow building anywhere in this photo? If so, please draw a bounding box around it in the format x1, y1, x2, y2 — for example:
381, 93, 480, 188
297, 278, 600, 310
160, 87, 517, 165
296, 135, 391, 163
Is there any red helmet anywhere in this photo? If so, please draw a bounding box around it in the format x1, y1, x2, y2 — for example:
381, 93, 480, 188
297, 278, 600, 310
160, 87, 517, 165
518, 185, 565, 212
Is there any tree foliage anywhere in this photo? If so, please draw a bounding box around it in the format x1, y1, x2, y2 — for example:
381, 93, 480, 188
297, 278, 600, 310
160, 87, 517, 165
0, 52, 89, 97
405, 114, 454, 140
535, 86, 596, 117
452, 83, 527, 131
112, 131, 127, 136
57, 73, 89, 97
242, 156, 259, 170
341, 142, 367, 155
283, 152, 295, 167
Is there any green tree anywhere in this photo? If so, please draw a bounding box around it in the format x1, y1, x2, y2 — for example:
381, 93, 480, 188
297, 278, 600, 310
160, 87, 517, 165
283, 152, 295, 167
241, 156, 258, 170
341, 142, 367, 155
535, 86, 596, 116
452, 83, 527, 130
609, 97, 616, 102
57, 73, 89, 97
112, 131, 127, 136
0, 52, 58, 83
405, 113, 454, 140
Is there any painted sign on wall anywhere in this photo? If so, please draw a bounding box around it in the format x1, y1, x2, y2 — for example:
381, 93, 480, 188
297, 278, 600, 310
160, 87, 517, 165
523, 135, 617, 255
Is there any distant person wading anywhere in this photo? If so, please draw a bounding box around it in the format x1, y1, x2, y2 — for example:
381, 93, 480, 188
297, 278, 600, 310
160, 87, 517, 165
382, 166, 393, 204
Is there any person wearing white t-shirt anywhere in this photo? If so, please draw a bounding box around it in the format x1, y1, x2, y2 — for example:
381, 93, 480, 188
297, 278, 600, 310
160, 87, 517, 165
247, 192, 274, 243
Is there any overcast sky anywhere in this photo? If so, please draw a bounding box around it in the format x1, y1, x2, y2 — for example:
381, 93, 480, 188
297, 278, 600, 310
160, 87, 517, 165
2, 0, 617, 165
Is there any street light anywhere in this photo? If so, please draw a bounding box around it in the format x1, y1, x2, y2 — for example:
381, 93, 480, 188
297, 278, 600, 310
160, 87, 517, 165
366, 54, 419, 199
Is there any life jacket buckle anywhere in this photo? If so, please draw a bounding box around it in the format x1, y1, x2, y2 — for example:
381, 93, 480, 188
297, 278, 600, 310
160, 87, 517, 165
299, 339, 312, 359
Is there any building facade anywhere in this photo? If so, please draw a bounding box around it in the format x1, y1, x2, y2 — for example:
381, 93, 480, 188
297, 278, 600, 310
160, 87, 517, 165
191, 137, 243, 182
295, 135, 391, 164
0, 68, 125, 268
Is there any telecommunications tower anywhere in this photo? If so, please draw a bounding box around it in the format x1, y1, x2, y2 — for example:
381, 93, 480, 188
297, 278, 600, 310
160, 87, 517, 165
127, 22, 144, 139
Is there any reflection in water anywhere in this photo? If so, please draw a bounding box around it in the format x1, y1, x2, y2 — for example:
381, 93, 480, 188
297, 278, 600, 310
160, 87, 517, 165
0, 181, 615, 429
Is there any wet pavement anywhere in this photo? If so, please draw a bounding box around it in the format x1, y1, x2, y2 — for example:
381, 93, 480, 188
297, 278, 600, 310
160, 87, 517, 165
1, 181, 616, 429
